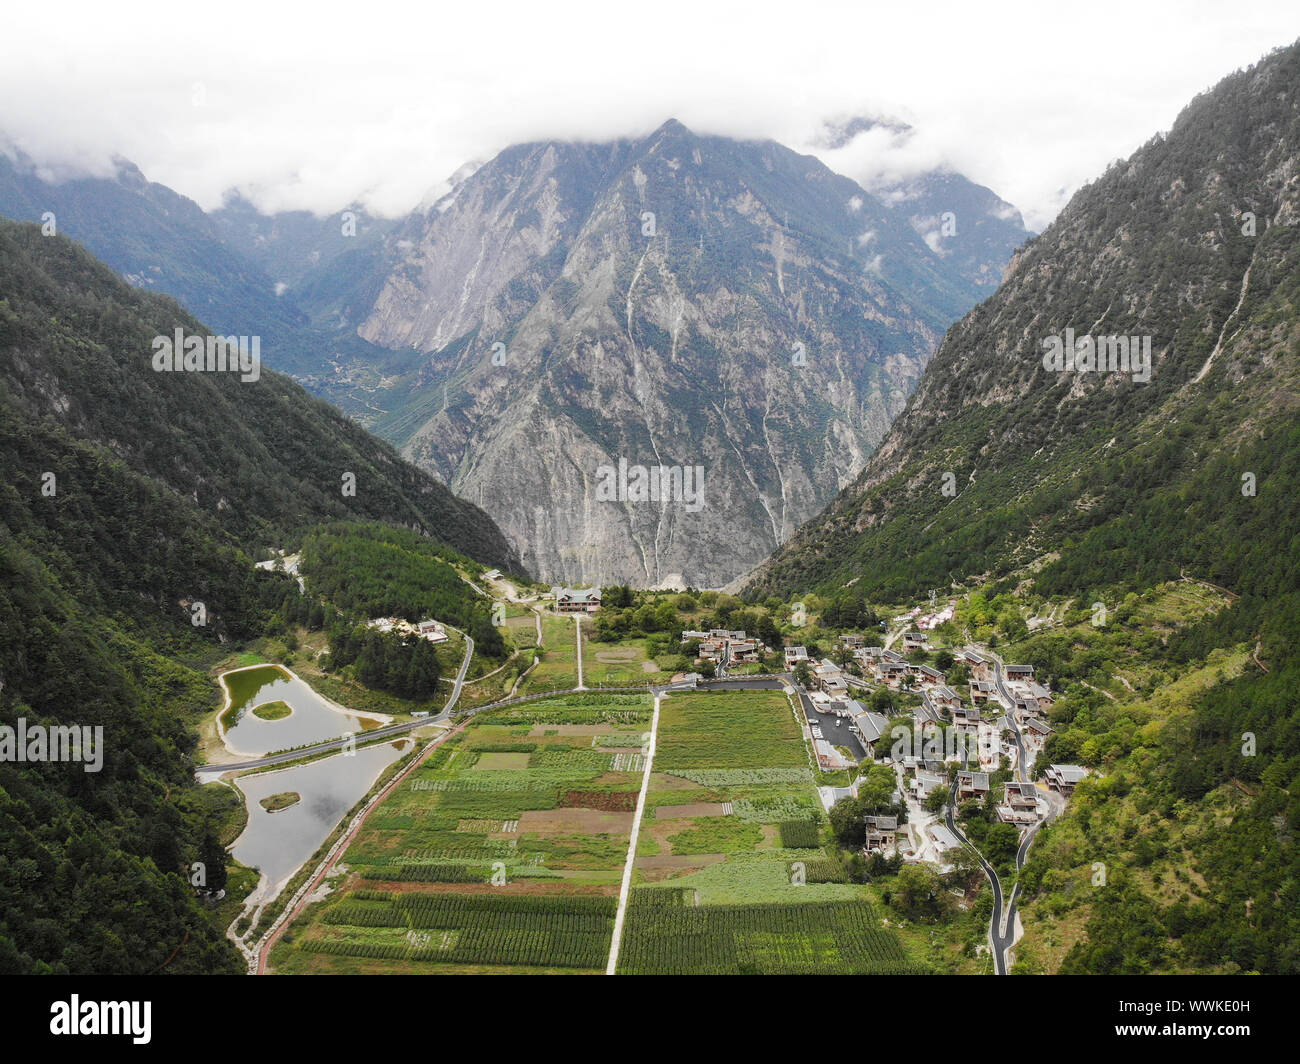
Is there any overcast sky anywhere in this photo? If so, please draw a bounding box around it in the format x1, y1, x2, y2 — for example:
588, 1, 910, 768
2, 1, 1296, 231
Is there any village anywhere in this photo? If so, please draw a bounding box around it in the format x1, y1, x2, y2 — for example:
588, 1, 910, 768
676, 611, 1087, 875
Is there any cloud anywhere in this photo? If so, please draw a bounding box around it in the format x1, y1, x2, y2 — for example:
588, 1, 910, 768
0, 0, 1296, 229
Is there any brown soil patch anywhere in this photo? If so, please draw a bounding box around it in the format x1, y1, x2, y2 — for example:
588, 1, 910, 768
634, 854, 725, 882
635, 854, 725, 868
589, 771, 642, 787
563, 791, 638, 812
654, 802, 730, 819
515, 808, 635, 835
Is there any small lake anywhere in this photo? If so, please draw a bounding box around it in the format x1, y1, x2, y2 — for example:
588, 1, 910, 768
219, 664, 386, 756
227, 739, 413, 905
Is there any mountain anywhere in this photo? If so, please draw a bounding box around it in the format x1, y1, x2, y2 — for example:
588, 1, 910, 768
813, 115, 1033, 293
298, 119, 1029, 586
1, 122, 1030, 588
747, 42, 1300, 972
207, 193, 399, 333
747, 49, 1300, 602
0, 147, 306, 345
0, 219, 519, 972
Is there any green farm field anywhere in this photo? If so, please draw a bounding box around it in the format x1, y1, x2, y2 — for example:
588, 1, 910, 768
269, 692, 652, 974
621, 685, 924, 973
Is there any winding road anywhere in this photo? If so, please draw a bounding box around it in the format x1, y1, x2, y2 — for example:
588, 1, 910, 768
946, 656, 1057, 975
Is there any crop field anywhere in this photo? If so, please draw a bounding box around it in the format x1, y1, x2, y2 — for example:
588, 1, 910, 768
271, 684, 922, 974
622, 686, 922, 973
270, 692, 652, 974
654, 690, 805, 770
616, 891, 925, 974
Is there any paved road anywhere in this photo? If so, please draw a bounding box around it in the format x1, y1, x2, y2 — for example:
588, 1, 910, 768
992, 660, 1030, 782
945, 800, 1010, 975
948, 655, 1058, 975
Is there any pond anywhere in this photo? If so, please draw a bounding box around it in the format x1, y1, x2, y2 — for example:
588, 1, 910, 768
227, 739, 413, 906
219, 664, 387, 756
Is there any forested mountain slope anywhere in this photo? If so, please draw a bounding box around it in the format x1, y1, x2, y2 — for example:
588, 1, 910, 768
748, 41, 1300, 972
0, 221, 517, 973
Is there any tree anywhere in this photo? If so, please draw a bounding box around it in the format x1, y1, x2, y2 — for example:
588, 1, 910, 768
893, 864, 945, 922
924, 785, 950, 814
196, 831, 228, 895
829, 797, 869, 849
983, 822, 1021, 868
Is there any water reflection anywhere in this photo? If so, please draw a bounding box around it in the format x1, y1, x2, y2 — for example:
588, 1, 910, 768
219, 665, 387, 756
229, 739, 411, 905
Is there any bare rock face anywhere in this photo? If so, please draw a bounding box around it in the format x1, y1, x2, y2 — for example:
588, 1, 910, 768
346, 120, 1022, 586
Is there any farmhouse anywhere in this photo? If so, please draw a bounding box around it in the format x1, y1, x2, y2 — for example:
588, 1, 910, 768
902, 631, 930, 649
1044, 764, 1088, 794
916, 696, 943, 726
813, 659, 847, 695
864, 815, 899, 852
366, 617, 449, 644
930, 685, 964, 710
554, 587, 602, 613
814, 737, 855, 771
926, 823, 962, 856
784, 646, 810, 670
998, 781, 1041, 824
1012, 692, 1048, 722
913, 771, 947, 799
416, 619, 449, 644
878, 662, 910, 688
911, 663, 945, 687
968, 680, 996, 704
956, 648, 994, 681
850, 707, 890, 749
956, 770, 990, 800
